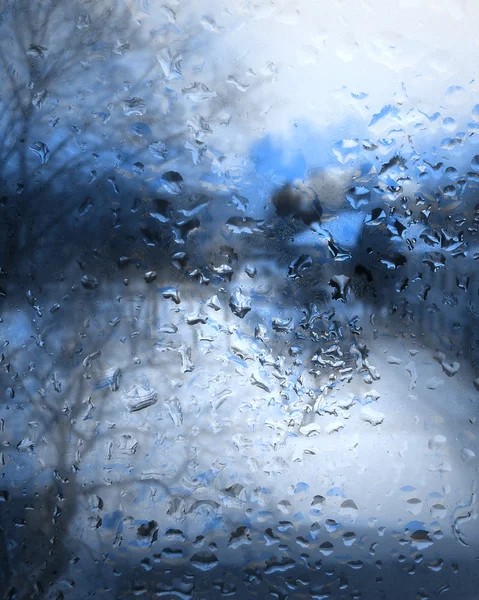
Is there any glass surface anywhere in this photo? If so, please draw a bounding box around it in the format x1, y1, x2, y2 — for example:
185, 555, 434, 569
1, 0, 479, 598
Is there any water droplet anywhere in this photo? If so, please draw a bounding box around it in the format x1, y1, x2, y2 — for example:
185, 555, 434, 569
29, 141, 50, 164
229, 288, 252, 318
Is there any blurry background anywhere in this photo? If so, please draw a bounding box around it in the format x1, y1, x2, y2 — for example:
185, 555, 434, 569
0, 0, 479, 598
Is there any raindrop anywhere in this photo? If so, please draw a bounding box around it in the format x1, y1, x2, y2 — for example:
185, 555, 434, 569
29, 141, 50, 164
229, 288, 252, 318
81, 275, 99, 290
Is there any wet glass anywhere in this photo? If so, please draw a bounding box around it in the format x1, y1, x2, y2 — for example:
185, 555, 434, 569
0, 0, 478, 598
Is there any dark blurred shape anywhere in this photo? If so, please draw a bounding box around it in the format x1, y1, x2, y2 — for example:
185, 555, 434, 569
272, 183, 322, 225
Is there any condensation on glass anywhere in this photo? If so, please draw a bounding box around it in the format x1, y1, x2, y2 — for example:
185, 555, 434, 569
0, 0, 478, 598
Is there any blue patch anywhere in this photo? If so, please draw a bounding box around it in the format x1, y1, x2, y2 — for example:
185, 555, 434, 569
323, 211, 365, 248
326, 487, 345, 498
294, 482, 310, 494
405, 520, 426, 531
250, 135, 306, 183
102, 510, 123, 530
